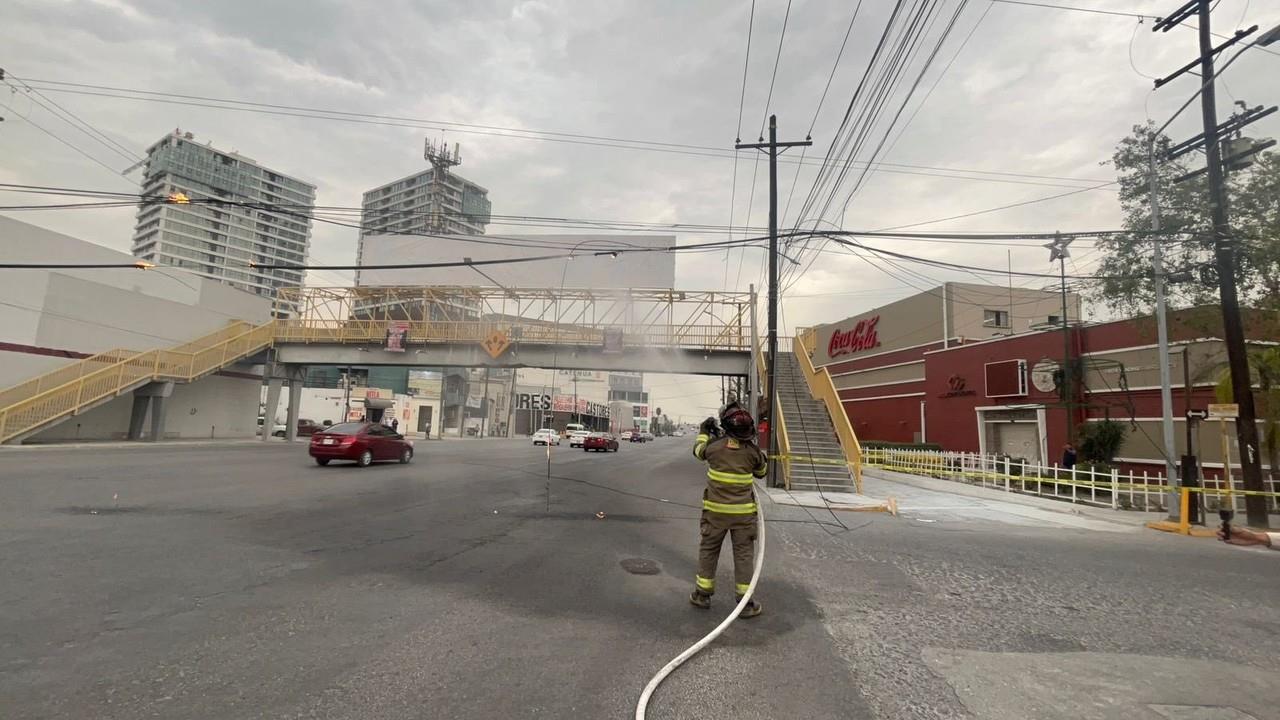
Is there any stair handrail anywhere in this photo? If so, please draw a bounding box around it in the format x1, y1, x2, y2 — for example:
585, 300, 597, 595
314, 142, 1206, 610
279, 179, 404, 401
1, 321, 275, 443
794, 330, 863, 493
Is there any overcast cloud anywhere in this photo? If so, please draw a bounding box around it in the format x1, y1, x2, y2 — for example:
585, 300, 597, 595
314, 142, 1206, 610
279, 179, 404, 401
2, 0, 1277, 420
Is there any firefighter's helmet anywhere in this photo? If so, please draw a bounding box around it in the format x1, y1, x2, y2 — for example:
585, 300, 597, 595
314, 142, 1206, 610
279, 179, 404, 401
720, 404, 755, 440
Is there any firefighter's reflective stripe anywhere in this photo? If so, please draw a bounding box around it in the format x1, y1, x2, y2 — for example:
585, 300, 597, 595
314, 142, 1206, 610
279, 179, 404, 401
696, 575, 715, 591
707, 468, 755, 485
735, 583, 750, 595
751, 462, 768, 478
692, 433, 710, 460
702, 499, 757, 514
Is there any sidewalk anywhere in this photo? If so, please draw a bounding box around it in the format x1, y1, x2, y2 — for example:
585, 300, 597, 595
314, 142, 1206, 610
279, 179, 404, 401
859, 467, 1155, 532
1, 437, 273, 451
765, 487, 891, 513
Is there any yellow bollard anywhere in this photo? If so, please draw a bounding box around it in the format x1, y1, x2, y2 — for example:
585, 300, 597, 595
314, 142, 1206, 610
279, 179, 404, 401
1179, 487, 1190, 534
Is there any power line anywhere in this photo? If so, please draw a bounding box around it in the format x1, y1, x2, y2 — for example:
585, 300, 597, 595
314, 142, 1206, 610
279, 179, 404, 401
781, 0, 865, 227
0, 100, 132, 181
11, 79, 1116, 188
990, 0, 1280, 57
757, 0, 794, 138
989, 0, 1152, 19
726, 0, 757, 291
2, 73, 141, 163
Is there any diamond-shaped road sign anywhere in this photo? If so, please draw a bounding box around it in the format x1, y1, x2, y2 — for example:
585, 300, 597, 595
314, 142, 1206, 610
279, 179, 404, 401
481, 330, 511, 359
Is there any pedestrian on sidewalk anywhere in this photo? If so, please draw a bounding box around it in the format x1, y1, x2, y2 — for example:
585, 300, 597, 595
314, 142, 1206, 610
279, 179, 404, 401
1062, 443, 1077, 470
689, 403, 767, 617
391, 418, 399, 433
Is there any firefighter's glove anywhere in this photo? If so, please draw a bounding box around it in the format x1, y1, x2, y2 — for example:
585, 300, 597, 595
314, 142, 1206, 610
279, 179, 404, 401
700, 417, 721, 438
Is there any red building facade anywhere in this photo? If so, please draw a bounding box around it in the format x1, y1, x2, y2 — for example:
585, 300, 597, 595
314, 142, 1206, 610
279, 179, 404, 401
811, 287, 1275, 474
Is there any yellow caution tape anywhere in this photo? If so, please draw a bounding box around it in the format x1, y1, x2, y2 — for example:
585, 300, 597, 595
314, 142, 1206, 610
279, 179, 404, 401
769, 453, 855, 467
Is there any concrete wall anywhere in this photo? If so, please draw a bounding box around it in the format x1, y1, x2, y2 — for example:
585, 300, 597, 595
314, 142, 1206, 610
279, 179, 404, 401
949, 283, 1081, 340
28, 371, 262, 442
0, 216, 272, 390
0, 217, 273, 442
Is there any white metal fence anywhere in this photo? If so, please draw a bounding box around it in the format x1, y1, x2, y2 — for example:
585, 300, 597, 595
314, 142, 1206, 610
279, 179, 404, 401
863, 447, 1279, 514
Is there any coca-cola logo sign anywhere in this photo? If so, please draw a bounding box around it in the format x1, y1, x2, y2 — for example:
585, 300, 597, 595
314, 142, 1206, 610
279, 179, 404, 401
828, 316, 881, 358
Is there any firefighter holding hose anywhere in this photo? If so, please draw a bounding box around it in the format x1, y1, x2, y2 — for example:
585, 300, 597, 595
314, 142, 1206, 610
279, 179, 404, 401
689, 403, 766, 617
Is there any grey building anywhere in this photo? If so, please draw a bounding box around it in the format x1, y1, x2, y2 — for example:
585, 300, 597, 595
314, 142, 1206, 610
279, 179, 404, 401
131, 129, 316, 301
355, 168, 491, 284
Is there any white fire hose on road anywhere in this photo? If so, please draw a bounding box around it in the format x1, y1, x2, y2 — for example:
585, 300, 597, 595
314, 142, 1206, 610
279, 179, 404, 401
634, 486, 766, 719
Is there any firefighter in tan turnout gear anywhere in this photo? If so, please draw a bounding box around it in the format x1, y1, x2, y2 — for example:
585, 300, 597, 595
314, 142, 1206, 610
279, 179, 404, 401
689, 403, 766, 617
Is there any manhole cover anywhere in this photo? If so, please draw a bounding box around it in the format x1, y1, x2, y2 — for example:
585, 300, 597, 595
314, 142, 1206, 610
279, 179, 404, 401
620, 558, 661, 575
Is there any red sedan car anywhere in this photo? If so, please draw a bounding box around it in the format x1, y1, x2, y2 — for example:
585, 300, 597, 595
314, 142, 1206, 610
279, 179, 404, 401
309, 422, 414, 467
583, 432, 619, 452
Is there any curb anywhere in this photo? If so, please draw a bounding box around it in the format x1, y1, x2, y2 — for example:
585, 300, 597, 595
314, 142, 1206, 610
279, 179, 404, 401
1145, 520, 1218, 538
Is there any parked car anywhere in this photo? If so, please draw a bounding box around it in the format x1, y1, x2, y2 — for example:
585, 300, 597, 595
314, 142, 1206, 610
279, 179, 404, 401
640, 431, 655, 442
568, 429, 591, 447
274, 418, 322, 437
309, 422, 413, 467
620, 430, 634, 441
258, 416, 285, 436
532, 428, 560, 446
583, 432, 619, 452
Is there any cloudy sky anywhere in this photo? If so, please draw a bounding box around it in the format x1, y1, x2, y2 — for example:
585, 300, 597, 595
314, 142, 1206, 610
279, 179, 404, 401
2, 0, 1277, 420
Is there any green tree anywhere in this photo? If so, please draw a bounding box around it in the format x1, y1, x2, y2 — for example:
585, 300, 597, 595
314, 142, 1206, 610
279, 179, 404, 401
1092, 123, 1280, 315
1214, 346, 1280, 485
1077, 419, 1127, 464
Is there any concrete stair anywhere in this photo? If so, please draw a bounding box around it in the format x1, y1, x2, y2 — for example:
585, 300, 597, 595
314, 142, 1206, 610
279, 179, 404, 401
773, 352, 856, 492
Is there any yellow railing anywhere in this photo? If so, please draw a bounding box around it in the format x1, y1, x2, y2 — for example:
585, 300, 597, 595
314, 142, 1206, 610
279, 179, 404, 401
795, 330, 863, 493
0, 348, 139, 412
273, 318, 745, 351
0, 322, 274, 443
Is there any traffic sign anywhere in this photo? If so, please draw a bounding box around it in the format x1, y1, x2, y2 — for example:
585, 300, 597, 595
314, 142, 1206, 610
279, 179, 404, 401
1185, 409, 1208, 420
1207, 403, 1239, 419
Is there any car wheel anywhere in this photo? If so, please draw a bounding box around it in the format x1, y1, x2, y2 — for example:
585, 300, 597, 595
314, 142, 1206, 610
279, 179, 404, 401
315, 457, 330, 466
399, 448, 413, 464
357, 450, 373, 467
273, 430, 285, 437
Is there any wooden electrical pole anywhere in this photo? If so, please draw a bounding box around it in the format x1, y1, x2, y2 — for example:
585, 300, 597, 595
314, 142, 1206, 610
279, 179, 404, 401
737, 115, 810, 487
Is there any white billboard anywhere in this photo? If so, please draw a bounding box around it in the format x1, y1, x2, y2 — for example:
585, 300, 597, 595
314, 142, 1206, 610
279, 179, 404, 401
358, 233, 677, 289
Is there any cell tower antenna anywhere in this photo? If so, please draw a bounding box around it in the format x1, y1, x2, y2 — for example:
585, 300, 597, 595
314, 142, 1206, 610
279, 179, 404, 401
423, 136, 463, 234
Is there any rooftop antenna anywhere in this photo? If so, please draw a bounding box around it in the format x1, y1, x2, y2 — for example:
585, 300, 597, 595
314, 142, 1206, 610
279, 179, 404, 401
423, 136, 462, 234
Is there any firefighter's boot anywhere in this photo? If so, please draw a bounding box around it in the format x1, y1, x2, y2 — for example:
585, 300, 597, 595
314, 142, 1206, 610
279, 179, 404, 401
736, 595, 763, 618
689, 589, 712, 609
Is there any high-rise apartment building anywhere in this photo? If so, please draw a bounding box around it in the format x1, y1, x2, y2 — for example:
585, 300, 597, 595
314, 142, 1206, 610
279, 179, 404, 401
131, 129, 316, 300
355, 167, 491, 283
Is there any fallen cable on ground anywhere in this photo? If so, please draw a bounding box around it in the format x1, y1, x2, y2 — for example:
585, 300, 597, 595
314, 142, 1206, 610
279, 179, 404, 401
634, 486, 766, 719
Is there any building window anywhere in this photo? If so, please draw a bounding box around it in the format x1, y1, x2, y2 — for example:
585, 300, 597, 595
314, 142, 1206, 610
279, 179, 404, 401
983, 309, 1010, 328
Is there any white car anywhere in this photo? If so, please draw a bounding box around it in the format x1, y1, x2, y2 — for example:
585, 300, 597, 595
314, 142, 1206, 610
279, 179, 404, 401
568, 430, 591, 447
532, 429, 560, 446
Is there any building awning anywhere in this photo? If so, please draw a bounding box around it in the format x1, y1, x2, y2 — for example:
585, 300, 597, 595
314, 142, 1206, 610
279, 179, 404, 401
361, 397, 395, 410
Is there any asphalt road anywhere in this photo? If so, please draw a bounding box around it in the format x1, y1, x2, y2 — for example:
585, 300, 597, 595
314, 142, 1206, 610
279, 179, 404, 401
2, 438, 1278, 719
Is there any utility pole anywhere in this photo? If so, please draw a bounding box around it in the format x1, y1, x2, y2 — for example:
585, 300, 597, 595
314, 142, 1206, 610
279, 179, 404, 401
1046, 234, 1074, 444
737, 116, 810, 487
1151, 0, 1269, 526
1149, 148, 1181, 518
1195, 0, 1266, 527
